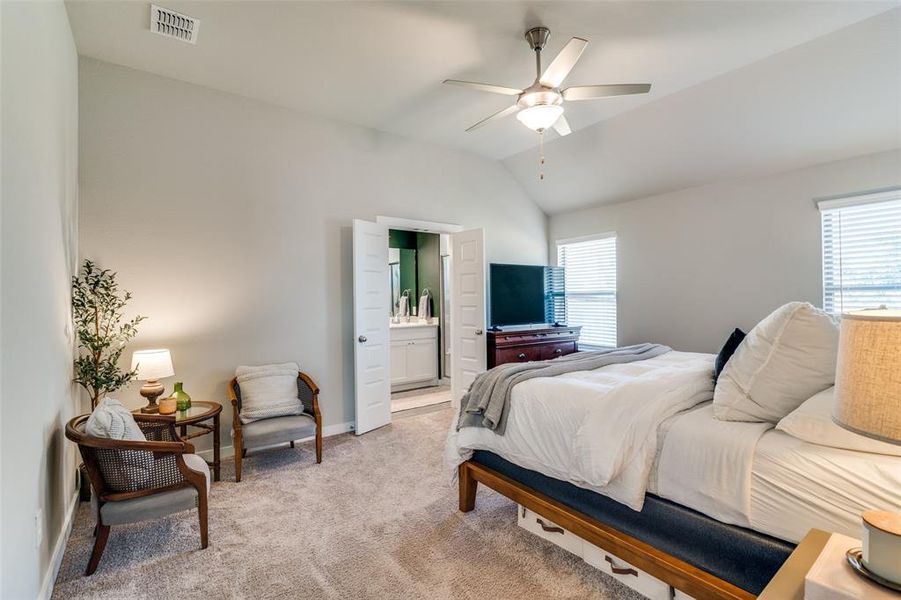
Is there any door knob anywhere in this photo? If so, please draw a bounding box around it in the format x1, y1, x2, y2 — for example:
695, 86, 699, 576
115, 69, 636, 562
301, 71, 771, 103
358, 335, 367, 343
475, 329, 483, 336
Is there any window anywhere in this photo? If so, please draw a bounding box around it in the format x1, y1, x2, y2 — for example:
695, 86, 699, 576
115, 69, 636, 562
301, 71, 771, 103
557, 234, 617, 348
819, 190, 901, 315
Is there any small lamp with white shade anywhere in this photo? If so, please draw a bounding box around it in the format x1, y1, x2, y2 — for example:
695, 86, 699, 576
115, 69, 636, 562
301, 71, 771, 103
131, 349, 174, 414
833, 308, 901, 589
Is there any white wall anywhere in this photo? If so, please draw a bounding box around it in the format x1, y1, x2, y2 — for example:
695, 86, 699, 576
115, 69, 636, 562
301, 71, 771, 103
78, 59, 547, 446
504, 8, 901, 214
549, 149, 901, 353
1, 1, 80, 597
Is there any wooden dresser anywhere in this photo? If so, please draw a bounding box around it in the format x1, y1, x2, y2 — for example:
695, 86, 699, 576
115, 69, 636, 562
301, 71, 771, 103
487, 325, 582, 368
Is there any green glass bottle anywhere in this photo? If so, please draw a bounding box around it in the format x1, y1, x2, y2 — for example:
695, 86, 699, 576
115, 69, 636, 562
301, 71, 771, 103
171, 382, 191, 411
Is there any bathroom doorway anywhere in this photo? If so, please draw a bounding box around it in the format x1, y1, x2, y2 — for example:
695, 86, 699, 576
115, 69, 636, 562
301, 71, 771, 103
353, 216, 483, 435
387, 227, 452, 413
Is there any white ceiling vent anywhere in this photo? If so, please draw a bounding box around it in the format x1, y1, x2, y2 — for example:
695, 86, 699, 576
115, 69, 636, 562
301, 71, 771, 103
150, 5, 199, 44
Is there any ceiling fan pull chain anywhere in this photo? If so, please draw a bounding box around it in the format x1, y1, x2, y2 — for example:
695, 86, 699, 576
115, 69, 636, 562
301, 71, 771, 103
538, 130, 545, 181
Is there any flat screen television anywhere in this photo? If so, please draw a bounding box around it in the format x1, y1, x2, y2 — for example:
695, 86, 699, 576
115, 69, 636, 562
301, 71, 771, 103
489, 263, 564, 328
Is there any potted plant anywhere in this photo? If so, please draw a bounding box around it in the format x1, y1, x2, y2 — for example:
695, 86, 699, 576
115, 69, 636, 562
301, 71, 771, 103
72, 259, 145, 410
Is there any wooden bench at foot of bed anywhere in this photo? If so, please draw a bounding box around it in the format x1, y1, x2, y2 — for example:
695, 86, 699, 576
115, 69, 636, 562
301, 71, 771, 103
459, 460, 755, 600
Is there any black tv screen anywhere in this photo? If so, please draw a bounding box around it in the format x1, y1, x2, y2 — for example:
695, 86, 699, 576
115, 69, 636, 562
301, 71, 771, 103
489, 264, 563, 328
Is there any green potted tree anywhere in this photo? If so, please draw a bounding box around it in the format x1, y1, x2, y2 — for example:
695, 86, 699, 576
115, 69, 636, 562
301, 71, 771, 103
72, 259, 145, 409
72, 260, 146, 501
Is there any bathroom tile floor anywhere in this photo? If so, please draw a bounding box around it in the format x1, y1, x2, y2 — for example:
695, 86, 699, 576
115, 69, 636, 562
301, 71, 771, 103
391, 384, 451, 413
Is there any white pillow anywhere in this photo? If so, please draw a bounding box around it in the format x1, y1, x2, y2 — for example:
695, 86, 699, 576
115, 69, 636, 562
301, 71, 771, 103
777, 387, 901, 456
713, 302, 839, 423
236, 362, 302, 424
85, 398, 153, 489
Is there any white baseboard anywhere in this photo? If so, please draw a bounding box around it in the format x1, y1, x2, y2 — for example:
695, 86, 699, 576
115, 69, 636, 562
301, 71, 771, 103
39, 490, 79, 600
196, 420, 354, 461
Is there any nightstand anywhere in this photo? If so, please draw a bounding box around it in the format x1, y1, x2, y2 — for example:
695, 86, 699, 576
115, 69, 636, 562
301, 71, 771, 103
758, 529, 831, 600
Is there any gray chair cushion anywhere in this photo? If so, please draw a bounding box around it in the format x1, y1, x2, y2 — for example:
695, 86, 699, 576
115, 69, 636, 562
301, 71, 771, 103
91, 454, 209, 526
240, 414, 316, 449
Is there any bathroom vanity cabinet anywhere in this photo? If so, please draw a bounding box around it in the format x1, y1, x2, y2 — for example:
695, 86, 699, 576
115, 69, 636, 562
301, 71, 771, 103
390, 323, 439, 392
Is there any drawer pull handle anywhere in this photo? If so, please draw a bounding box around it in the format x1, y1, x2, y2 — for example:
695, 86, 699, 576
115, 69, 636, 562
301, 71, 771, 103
605, 555, 638, 577
517, 353, 527, 360
554, 348, 563, 354
536, 518, 564, 534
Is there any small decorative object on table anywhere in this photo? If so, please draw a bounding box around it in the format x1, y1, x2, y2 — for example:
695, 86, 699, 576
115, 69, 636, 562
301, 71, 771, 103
131, 349, 175, 414
804, 532, 899, 599
158, 397, 177, 415
170, 381, 192, 410
832, 308, 901, 590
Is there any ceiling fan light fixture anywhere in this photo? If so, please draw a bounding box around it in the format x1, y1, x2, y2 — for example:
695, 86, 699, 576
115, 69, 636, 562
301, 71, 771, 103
516, 104, 564, 131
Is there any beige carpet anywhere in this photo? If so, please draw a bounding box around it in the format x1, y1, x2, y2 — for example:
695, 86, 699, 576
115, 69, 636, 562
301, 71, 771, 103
53, 408, 641, 600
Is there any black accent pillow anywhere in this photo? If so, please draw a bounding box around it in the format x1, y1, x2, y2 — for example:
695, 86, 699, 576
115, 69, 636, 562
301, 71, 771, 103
714, 328, 746, 383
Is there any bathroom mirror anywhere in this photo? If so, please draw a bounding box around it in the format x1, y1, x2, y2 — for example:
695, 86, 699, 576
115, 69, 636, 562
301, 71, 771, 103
388, 248, 417, 316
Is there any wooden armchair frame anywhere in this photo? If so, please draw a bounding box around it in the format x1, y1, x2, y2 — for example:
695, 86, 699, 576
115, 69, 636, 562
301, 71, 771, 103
65, 413, 209, 575
228, 371, 322, 482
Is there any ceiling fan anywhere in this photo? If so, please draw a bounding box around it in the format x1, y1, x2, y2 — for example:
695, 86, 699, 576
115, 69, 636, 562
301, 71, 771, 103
444, 27, 651, 136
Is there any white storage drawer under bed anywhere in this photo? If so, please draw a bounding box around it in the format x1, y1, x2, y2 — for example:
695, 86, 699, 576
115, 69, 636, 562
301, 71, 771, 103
582, 541, 672, 600
517, 505, 690, 600
517, 506, 584, 557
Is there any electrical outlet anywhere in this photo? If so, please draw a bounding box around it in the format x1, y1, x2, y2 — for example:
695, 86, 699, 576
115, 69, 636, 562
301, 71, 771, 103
34, 508, 43, 548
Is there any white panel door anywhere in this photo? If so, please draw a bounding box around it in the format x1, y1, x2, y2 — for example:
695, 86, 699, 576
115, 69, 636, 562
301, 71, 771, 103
451, 229, 486, 407
353, 219, 390, 435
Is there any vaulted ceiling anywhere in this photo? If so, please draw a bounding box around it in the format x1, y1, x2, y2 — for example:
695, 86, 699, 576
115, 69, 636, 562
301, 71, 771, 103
66, 1, 901, 214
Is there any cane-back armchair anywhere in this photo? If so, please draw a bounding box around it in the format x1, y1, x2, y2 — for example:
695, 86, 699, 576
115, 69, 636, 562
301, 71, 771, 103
65, 413, 209, 575
228, 371, 322, 482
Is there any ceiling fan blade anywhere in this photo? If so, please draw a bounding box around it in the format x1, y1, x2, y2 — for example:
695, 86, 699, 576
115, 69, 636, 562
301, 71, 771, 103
443, 80, 522, 96
539, 37, 588, 88
562, 83, 652, 101
552, 115, 571, 136
465, 104, 520, 132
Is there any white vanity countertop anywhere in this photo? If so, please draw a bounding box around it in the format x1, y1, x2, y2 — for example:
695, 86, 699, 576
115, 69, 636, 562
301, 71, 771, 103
389, 320, 438, 329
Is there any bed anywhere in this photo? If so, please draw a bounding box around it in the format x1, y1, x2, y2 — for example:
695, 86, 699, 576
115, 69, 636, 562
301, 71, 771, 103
448, 351, 901, 599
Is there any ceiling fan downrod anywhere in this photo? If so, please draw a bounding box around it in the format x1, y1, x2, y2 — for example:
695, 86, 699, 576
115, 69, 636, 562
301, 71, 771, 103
524, 27, 551, 80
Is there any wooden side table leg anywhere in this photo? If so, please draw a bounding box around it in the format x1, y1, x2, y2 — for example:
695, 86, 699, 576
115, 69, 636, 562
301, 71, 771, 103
213, 413, 220, 482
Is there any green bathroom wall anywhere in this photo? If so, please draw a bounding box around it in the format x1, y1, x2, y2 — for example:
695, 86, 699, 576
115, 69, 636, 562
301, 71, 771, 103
388, 229, 441, 319
416, 232, 440, 320
398, 249, 417, 300
389, 229, 417, 249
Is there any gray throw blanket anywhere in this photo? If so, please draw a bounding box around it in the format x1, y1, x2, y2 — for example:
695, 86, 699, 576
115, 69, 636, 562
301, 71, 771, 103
457, 343, 671, 435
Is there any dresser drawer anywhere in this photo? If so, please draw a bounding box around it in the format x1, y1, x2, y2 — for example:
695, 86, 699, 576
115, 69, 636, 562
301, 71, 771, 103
583, 543, 671, 600
517, 506, 583, 557
540, 341, 576, 360
496, 346, 542, 364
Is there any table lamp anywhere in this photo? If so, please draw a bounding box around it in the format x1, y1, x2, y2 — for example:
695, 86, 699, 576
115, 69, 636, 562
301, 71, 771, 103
833, 308, 901, 589
131, 349, 175, 414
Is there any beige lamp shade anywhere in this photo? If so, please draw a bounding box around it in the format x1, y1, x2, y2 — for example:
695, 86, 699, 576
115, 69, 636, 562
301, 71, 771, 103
130, 349, 175, 381
833, 309, 901, 445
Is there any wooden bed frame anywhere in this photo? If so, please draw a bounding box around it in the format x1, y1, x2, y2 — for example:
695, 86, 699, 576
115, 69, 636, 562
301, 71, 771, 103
459, 460, 756, 600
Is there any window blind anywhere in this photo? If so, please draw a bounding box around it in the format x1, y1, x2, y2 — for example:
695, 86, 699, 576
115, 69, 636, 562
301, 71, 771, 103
557, 235, 617, 348
820, 192, 901, 315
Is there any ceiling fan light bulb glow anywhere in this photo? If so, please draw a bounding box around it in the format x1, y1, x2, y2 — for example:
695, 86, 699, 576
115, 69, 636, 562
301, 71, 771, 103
516, 105, 564, 131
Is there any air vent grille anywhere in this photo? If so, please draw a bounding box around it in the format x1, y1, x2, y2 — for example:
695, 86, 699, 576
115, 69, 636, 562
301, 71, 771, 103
150, 5, 199, 44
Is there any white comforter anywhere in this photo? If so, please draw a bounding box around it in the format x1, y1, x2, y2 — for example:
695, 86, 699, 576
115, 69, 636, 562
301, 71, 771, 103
446, 351, 715, 510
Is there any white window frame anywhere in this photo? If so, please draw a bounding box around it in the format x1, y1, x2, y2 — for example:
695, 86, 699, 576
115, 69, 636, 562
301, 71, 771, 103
817, 188, 901, 315
556, 232, 617, 349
